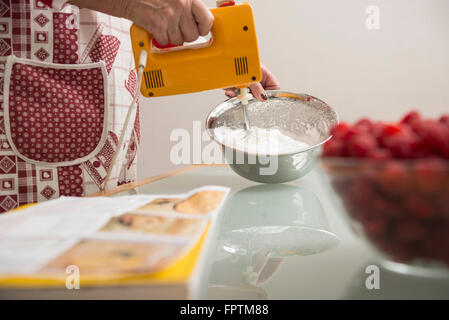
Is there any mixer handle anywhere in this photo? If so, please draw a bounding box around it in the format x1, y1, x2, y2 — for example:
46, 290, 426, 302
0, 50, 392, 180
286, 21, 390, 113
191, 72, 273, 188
151, 32, 214, 53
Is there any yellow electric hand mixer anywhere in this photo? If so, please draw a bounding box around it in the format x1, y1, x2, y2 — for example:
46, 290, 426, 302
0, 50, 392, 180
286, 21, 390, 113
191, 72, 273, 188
131, 2, 261, 97
103, 2, 261, 191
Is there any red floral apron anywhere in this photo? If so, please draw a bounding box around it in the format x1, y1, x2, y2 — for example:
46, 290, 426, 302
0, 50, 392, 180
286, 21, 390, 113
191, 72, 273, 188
0, 0, 140, 213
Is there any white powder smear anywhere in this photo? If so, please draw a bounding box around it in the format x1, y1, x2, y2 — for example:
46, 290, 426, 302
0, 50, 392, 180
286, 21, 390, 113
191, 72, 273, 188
214, 126, 310, 155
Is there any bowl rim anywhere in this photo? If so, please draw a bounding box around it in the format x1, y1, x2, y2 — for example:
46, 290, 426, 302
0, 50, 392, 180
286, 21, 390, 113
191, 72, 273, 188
205, 90, 339, 156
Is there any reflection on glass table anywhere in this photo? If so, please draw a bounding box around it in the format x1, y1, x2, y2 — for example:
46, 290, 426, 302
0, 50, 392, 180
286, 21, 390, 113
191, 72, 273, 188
207, 184, 339, 299
112, 166, 449, 299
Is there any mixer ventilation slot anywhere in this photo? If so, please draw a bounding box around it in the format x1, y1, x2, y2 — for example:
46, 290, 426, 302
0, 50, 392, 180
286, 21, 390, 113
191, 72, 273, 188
234, 56, 248, 75
144, 70, 165, 89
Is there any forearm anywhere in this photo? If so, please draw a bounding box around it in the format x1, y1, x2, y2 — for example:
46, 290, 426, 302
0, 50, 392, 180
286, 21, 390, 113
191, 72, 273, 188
66, 0, 213, 46
68, 0, 131, 19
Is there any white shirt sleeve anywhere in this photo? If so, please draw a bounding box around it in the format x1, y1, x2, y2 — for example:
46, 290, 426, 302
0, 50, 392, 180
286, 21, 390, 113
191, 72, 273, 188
52, 0, 70, 11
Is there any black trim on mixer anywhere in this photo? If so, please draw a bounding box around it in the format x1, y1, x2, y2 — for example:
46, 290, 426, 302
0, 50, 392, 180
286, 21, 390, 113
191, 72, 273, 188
234, 56, 248, 75
144, 70, 165, 89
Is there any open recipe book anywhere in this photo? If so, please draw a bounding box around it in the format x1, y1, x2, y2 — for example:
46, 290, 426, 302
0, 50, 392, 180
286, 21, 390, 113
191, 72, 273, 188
0, 186, 230, 299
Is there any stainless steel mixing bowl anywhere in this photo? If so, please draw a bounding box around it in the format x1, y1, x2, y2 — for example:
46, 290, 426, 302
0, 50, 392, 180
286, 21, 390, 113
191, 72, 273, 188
206, 90, 338, 183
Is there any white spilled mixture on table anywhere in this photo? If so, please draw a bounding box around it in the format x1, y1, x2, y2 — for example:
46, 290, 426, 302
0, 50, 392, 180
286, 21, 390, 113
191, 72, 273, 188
213, 126, 310, 155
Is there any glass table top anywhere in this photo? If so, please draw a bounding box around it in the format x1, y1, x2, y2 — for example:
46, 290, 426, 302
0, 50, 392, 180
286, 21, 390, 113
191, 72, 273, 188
115, 166, 449, 299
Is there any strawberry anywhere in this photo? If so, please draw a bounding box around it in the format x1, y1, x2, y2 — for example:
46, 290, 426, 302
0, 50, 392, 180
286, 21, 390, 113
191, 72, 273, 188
439, 114, 449, 127
422, 227, 449, 262
442, 130, 449, 158
354, 118, 374, 133
395, 219, 427, 243
379, 124, 418, 158
401, 110, 421, 125
436, 194, 449, 220
412, 120, 446, 156
405, 194, 435, 220
384, 201, 405, 220
361, 216, 387, 238
370, 149, 391, 160
412, 158, 447, 194
378, 161, 410, 196
330, 122, 351, 139
342, 127, 358, 142
347, 177, 377, 213
373, 122, 387, 139
382, 123, 404, 136
384, 134, 418, 158
346, 134, 377, 157
377, 123, 402, 145
322, 139, 344, 157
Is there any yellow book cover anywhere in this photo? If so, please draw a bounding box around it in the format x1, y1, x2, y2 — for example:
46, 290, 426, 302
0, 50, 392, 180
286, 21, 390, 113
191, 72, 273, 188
0, 186, 229, 299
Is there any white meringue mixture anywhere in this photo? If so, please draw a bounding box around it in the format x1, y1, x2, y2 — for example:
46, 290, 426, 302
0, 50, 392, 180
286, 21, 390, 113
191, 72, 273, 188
213, 126, 310, 155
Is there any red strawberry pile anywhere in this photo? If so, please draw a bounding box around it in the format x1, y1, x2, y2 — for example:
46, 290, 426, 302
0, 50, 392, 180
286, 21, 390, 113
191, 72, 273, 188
322, 111, 449, 267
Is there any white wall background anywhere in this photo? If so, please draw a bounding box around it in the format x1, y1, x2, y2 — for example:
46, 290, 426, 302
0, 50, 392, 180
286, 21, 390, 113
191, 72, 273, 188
137, 0, 449, 179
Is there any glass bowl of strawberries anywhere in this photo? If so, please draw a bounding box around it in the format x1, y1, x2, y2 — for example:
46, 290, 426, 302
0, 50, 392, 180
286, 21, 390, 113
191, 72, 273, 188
321, 111, 449, 277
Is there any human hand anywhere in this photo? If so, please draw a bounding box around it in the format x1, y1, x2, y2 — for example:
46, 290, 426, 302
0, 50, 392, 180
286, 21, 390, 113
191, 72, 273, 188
70, 0, 214, 45
224, 65, 280, 102
125, 0, 213, 45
